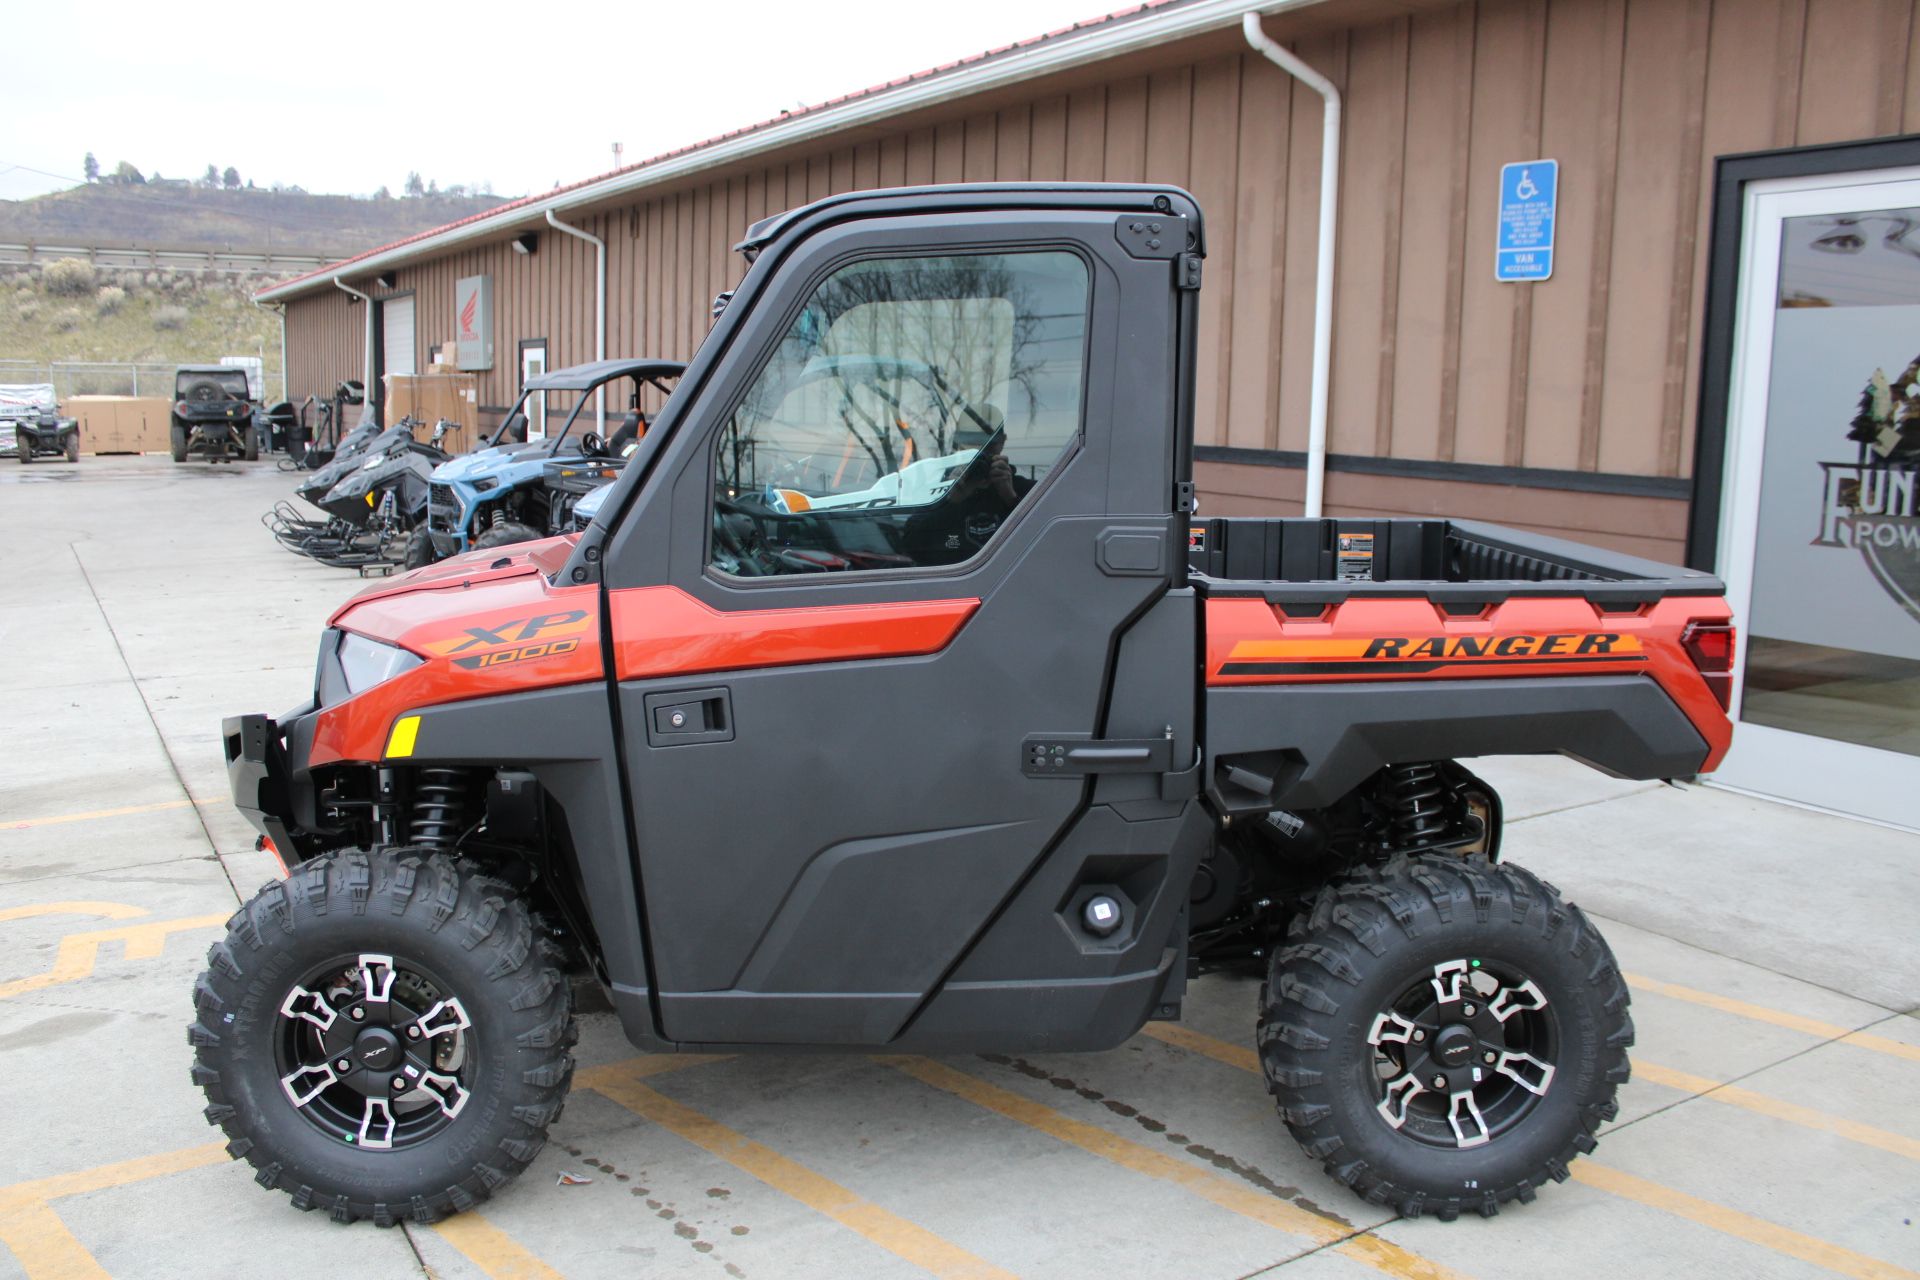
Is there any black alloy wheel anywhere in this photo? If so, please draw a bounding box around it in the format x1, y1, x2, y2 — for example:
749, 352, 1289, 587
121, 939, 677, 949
1259, 853, 1632, 1221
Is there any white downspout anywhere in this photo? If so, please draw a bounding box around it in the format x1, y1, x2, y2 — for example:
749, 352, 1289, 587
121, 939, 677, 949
333, 277, 377, 423
1244, 11, 1339, 518
545, 210, 607, 432
252, 298, 288, 401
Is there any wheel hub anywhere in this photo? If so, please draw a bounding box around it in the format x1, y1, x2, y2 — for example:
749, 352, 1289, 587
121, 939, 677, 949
354, 1026, 402, 1071
1366, 957, 1558, 1149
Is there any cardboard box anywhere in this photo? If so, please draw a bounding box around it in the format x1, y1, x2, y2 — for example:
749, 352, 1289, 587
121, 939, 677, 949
68, 395, 174, 454
386, 373, 479, 455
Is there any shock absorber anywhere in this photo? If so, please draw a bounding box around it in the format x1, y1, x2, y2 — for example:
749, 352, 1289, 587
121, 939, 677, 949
410, 767, 468, 850
1382, 762, 1451, 852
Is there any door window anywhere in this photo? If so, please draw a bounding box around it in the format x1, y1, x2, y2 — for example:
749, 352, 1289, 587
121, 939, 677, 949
709, 250, 1090, 576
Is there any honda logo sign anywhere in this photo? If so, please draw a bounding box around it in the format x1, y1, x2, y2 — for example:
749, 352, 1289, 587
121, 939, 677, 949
454, 275, 493, 370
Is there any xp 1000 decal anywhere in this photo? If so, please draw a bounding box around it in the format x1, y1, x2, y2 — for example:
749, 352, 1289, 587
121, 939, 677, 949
1818, 364, 1920, 622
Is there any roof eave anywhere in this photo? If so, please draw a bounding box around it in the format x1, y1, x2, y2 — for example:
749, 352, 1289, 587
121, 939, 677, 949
256, 0, 1325, 305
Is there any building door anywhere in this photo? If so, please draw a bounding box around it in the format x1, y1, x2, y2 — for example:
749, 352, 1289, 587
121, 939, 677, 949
1714, 169, 1920, 831
520, 339, 547, 439
381, 296, 415, 379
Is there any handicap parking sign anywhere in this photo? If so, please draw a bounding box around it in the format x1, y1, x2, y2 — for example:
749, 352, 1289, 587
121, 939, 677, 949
1496, 159, 1557, 282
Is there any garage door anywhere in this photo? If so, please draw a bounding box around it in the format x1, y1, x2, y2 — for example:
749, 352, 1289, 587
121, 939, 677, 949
382, 295, 416, 379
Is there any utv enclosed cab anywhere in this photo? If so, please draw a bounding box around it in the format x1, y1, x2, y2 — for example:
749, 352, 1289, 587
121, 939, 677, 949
172, 365, 259, 462
421, 358, 684, 561
1, 384, 79, 462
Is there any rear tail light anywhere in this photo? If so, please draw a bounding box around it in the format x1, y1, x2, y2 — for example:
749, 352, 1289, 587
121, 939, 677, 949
1681, 621, 1736, 711
175, 401, 189, 415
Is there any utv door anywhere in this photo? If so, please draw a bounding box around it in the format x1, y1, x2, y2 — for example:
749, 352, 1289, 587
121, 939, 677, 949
600, 203, 1197, 1046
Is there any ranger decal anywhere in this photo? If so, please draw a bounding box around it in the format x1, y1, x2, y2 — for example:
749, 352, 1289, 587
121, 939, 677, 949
1218, 632, 1646, 677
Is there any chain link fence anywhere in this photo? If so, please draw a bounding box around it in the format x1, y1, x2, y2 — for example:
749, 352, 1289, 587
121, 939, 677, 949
0, 359, 284, 399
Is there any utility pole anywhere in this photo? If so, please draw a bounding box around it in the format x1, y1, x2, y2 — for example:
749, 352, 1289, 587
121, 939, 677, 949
612, 142, 623, 170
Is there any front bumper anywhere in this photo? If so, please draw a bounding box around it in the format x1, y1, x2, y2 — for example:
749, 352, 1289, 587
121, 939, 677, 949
222, 704, 317, 855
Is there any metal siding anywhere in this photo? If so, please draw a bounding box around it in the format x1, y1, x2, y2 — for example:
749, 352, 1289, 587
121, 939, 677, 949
274, 0, 1920, 554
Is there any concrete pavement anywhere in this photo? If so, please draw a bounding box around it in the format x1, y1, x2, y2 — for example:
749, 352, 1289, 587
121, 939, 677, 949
1, 456, 1915, 1280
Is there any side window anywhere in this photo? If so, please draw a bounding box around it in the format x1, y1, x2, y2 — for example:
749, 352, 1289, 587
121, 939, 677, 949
710, 250, 1089, 576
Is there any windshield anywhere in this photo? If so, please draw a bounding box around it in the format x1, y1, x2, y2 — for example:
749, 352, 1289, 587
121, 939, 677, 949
176, 370, 251, 400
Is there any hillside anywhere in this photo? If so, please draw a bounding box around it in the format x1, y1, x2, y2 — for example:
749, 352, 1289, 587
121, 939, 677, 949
0, 183, 510, 259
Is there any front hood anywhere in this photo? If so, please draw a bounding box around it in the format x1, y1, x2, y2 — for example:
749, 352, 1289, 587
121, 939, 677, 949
332, 534, 580, 626
433, 440, 555, 483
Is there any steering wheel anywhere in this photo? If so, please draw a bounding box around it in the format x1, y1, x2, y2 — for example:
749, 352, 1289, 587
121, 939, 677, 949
581, 431, 605, 456
711, 501, 767, 576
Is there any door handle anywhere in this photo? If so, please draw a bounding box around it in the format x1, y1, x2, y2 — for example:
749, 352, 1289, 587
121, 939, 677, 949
1022, 733, 1175, 777
643, 687, 734, 746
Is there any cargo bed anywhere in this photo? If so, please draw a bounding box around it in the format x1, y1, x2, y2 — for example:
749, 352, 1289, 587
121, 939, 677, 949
1188, 517, 1724, 608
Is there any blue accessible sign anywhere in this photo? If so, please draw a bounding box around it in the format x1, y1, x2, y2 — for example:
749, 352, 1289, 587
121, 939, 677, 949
1496, 159, 1558, 282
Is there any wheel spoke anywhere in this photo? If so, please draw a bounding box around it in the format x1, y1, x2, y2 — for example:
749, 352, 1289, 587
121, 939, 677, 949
1366, 1010, 1419, 1047
1447, 1089, 1491, 1148
1429, 958, 1471, 1005
357, 1097, 397, 1150
1376, 1072, 1427, 1129
278, 985, 339, 1032
407, 1067, 471, 1120
413, 997, 471, 1040
279, 1061, 338, 1108
359, 954, 397, 1004
1488, 979, 1548, 1022
1494, 1050, 1556, 1096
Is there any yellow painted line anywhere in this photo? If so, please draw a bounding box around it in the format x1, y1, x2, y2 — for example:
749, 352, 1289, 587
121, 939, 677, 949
4, 799, 194, 831
584, 1060, 1014, 1280
1140, 1020, 1259, 1072
433, 1212, 566, 1280
1572, 1162, 1920, 1280
879, 1056, 1466, 1280
1625, 973, 1920, 1065
0, 1143, 227, 1280
1631, 1061, 1920, 1163
0, 1199, 108, 1280
0, 913, 229, 1001
0, 902, 146, 924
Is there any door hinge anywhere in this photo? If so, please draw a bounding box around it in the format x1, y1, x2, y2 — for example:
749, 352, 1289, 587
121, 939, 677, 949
1176, 252, 1203, 290
1174, 481, 1197, 514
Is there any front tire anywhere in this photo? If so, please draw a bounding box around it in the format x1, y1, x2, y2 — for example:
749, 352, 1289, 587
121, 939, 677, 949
1259, 853, 1631, 1221
473, 519, 541, 552
189, 849, 576, 1225
243, 425, 260, 462
65, 433, 79, 462
403, 527, 438, 570
15, 439, 28, 465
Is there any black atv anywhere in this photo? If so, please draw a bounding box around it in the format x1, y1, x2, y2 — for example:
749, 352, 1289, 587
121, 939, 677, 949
171, 366, 260, 463
2, 384, 80, 463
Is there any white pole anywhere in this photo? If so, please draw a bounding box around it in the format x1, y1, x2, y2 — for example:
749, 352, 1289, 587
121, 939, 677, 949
545, 210, 607, 433
1243, 11, 1340, 518
333, 277, 376, 422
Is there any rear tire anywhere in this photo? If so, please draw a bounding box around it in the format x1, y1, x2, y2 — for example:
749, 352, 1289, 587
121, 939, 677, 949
170, 421, 189, 463
65, 433, 79, 463
1259, 853, 1631, 1221
188, 848, 576, 1225
15, 439, 28, 465
472, 520, 541, 552
243, 426, 260, 462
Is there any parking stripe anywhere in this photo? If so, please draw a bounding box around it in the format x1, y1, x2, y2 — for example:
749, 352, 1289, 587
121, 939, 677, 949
0, 913, 230, 1001
878, 1056, 1468, 1280
1570, 1162, 1920, 1280
582, 1060, 1015, 1280
0, 1143, 227, 1280
1624, 973, 1920, 1065
0, 903, 146, 924
1629, 1061, 1920, 1162
1144, 1023, 1920, 1164
433, 1212, 566, 1280
0, 1199, 107, 1280
3, 799, 196, 831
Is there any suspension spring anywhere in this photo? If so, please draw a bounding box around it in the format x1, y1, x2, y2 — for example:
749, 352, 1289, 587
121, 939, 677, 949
410, 767, 468, 850
1383, 762, 1451, 852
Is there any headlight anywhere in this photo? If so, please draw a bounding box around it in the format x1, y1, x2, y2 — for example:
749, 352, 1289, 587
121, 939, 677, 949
472, 476, 500, 492
320, 631, 424, 704
361, 452, 390, 471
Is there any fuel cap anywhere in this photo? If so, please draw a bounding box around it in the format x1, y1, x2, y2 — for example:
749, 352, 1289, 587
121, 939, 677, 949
1083, 895, 1122, 937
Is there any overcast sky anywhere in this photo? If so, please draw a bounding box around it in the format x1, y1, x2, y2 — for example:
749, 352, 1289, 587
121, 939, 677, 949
1, 0, 1128, 202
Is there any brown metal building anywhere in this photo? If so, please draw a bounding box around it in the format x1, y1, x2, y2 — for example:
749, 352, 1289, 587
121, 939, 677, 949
258, 0, 1920, 567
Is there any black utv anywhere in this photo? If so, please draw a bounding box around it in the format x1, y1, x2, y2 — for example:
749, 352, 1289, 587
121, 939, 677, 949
172, 366, 260, 462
